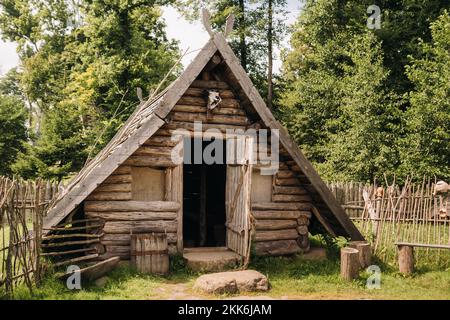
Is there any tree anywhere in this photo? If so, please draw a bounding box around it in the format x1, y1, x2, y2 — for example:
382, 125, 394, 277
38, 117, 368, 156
0, 94, 27, 176
0, 0, 181, 179
176, 0, 287, 105
399, 11, 450, 179
280, 0, 400, 181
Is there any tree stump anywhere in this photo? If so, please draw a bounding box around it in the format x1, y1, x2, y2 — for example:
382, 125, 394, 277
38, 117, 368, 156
348, 241, 372, 268
340, 247, 360, 281
398, 245, 414, 275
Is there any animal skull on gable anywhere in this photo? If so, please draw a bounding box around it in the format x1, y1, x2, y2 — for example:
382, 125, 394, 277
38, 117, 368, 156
433, 180, 449, 218
207, 90, 222, 110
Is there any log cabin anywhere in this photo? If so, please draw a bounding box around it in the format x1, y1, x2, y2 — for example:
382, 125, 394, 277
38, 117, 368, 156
42, 15, 364, 268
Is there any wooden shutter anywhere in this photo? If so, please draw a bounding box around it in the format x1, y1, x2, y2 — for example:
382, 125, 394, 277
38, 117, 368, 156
225, 135, 253, 257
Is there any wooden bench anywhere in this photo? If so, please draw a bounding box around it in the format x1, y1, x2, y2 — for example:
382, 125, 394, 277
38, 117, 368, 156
395, 242, 450, 274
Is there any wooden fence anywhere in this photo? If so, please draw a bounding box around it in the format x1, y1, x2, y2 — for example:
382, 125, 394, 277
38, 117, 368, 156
328, 178, 450, 265
0, 177, 58, 298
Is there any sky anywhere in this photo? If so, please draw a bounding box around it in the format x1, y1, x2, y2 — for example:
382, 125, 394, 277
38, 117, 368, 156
0, 1, 303, 76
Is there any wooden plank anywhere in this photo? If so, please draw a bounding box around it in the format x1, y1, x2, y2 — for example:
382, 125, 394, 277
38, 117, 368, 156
103, 174, 132, 184
103, 220, 177, 234
273, 186, 307, 195
169, 112, 249, 126
191, 79, 230, 89
86, 211, 177, 221
84, 201, 180, 212
184, 87, 235, 98
255, 219, 297, 230
252, 202, 311, 211
87, 192, 131, 201
131, 167, 165, 201
254, 229, 298, 242
95, 183, 131, 193
124, 155, 176, 168
172, 165, 183, 253
252, 210, 311, 220
272, 194, 311, 203
395, 242, 450, 249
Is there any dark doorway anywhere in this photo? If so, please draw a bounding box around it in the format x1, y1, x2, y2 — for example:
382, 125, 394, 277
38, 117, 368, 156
183, 138, 227, 248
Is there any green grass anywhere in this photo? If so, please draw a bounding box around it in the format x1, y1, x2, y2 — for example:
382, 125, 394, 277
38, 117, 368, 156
7, 250, 450, 300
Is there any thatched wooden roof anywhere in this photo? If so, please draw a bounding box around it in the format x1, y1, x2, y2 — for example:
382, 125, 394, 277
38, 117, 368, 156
43, 32, 364, 241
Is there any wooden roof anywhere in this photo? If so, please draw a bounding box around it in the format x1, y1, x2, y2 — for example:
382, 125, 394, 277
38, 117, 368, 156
43, 33, 364, 241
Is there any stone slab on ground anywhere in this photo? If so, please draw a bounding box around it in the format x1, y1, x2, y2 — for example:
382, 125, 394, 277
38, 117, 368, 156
193, 270, 269, 294
183, 248, 241, 272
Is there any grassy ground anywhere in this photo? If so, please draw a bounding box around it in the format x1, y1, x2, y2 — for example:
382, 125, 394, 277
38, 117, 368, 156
6, 250, 450, 300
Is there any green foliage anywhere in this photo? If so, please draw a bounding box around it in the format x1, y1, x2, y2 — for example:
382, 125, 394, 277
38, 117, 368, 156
399, 11, 450, 179
280, 0, 449, 182
0, 0, 180, 179
0, 94, 27, 176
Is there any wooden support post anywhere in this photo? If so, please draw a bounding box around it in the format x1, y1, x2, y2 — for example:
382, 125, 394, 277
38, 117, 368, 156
199, 167, 207, 246
172, 165, 183, 253
398, 245, 414, 275
348, 241, 372, 268
340, 247, 360, 281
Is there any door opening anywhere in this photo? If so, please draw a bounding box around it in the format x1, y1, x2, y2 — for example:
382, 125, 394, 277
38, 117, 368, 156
183, 138, 227, 248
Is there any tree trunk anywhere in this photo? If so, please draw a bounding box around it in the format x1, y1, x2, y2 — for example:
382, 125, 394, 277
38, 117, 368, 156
398, 245, 414, 275
266, 0, 273, 109
348, 241, 372, 268
340, 247, 360, 281
238, 0, 247, 70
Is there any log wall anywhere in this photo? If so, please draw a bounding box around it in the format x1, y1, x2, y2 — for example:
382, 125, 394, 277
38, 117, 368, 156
83, 70, 313, 259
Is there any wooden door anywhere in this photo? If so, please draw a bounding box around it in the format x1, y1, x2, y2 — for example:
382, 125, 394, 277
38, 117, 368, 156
225, 135, 253, 257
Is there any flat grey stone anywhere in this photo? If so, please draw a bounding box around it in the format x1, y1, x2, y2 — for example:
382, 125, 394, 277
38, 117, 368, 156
193, 270, 269, 294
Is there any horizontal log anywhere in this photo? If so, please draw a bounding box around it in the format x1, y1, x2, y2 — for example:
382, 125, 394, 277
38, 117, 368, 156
274, 177, 300, 186
40, 247, 97, 257
103, 220, 177, 234
255, 240, 300, 256
173, 105, 246, 116
42, 233, 102, 240
191, 79, 230, 89
143, 135, 181, 147
184, 87, 235, 99
133, 146, 172, 157
255, 219, 297, 230
123, 156, 176, 168
170, 112, 249, 126
84, 201, 180, 212
87, 192, 132, 201
273, 186, 307, 195
86, 211, 177, 221
111, 166, 131, 175
101, 233, 177, 245
95, 183, 131, 193
165, 121, 247, 133
272, 194, 311, 203
252, 210, 312, 220
53, 254, 99, 267
252, 202, 311, 211
103, 174, 132, 184
255, 229, 299, 242
276, 170, 296, 179
41, 239, 100, 248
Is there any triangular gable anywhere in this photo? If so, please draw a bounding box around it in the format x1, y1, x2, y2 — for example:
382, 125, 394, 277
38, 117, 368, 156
44, 34, 363, 241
